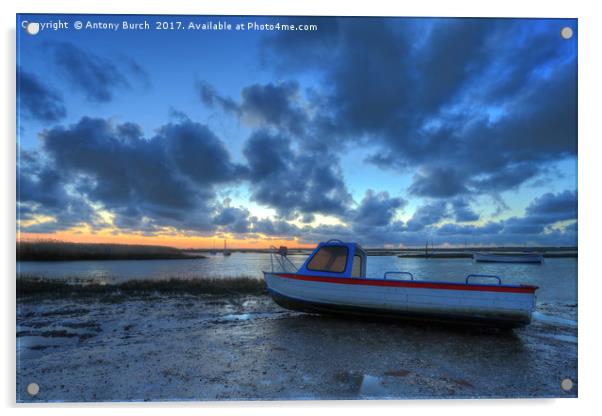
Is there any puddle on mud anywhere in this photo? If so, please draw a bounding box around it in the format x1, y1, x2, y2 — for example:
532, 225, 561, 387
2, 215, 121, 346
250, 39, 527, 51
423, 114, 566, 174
222, 314, 251, 321
359, 374, 386, 397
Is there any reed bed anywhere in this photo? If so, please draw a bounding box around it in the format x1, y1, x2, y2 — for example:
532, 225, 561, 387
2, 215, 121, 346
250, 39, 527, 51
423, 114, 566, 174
17, 240, 205, 261
17, 275, 267, 297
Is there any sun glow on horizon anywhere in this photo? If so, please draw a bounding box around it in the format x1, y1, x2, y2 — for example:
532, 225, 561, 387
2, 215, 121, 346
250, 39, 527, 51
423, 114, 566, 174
17, 228, 315, 250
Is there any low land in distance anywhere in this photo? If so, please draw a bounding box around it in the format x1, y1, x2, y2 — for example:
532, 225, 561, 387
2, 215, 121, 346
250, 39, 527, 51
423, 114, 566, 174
17, 241, 206, 261
17, 240, 577, 261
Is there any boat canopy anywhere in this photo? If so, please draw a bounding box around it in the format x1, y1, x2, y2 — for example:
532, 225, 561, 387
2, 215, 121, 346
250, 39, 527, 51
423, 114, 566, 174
297, 240, 367, 278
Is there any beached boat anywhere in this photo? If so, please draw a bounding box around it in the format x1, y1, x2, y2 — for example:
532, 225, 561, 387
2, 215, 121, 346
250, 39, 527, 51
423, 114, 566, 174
264, 240, 538, 327
473, 252, 543, 264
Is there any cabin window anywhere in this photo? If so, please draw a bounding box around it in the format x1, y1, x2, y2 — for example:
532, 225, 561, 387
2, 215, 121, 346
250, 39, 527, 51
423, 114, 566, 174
351, 255, 363, 278
307, 246, 348, 273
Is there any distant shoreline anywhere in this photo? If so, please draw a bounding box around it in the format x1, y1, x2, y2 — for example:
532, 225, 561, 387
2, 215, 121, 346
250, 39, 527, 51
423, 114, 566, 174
17, 240, 577, 261
17, 253, 207, 262
188, 247, 579, 259
17, 241, 207, 262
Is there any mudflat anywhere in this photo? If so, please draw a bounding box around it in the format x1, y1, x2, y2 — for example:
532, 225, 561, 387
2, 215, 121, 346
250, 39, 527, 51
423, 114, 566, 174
17, 293, 577, 401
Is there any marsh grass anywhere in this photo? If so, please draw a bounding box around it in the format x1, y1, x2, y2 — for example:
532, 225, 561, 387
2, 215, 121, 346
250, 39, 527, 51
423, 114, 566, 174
17, 275, 267, 297
17, 240, 205, 261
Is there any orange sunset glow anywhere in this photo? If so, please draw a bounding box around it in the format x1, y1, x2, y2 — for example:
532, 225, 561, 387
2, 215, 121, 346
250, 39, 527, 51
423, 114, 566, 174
17, 229, 314, 250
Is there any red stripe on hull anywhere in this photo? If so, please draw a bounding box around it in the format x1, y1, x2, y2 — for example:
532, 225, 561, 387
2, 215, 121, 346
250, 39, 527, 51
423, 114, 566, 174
271, 273, 538, 294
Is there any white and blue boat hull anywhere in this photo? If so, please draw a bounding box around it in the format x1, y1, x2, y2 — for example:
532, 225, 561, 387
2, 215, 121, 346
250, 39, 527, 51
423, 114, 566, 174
264, 272, 537, 327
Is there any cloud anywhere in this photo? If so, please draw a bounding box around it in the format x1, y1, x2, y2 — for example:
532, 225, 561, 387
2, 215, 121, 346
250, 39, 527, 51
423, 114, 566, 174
197, 81, 240, 115
351, 190, 406, 227
48, 42, 149, 103
405, 201, 450, 232
261, 18, 577, 199
19, 116, 245, 234
18, 115, 354, 236
408, 167, 469, 198
18, 120, 577, 249
199, 81, 307, 136
451, 198, 480, 222
17, 149, 108, 232
18, 70, 66, 122
525, 189, 577, 221
212, 204, 253, 234
18, 18, 578, 248
252, 217, 302, 237
242, 129, 352, 218
501, 190, 577, 235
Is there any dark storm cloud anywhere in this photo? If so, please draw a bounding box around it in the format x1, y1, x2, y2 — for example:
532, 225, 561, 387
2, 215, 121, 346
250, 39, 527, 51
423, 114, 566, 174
158, 121, 248, 187
19, 116, 245, 234
239, 81, 307, 136
198, 81, 307, 136
241, 189, 407, 245
197, 81, 241, 115
18, 70, 66, 122
501, 190, 577, 235
413, 19, 495, 112
300, 214, 315, 224
17, 150, 108, 232
210, 198, 255, 234
405, 201, 450, 232
242, 130, 352, 218
48, 42, 148, 103
526, 190, 577, 221
429, 190, 576, 244
252, 217, 301, 237
262, 18, 577, 199
451, 198, 480, 222
408, 167, 469, 198
385, 191, 576, 247
351, 190, 407, 227
397, 191, 576, 244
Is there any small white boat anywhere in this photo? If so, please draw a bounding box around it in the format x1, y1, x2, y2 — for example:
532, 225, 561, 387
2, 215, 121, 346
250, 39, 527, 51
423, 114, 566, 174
473, 252, 543, 264
264, 240, 538, 327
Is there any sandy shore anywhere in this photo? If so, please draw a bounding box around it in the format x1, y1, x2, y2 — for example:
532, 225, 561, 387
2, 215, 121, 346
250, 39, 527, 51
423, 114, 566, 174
17, 293, 577, 402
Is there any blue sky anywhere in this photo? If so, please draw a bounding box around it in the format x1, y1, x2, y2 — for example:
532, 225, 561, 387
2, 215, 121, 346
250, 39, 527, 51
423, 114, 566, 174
16, 15, 577, 247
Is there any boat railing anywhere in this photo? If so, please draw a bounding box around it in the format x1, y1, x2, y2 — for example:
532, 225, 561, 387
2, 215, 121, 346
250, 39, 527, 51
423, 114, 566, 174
268, 246, 299, 274
465, 274, 502, 285
383, 271, 414, 280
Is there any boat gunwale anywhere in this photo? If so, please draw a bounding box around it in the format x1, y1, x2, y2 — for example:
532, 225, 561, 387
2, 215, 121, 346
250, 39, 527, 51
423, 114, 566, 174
266, 272, 539, 294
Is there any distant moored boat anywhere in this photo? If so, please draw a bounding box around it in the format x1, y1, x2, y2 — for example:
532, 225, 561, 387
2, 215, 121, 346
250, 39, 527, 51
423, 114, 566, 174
223, 239, 231, 256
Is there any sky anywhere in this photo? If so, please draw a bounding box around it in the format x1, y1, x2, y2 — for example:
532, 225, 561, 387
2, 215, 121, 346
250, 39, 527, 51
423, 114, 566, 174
16, 14, 578, 248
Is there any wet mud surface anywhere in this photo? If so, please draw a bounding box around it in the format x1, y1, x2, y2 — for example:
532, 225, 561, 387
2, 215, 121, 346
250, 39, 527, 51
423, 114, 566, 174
17, 294, 577, 401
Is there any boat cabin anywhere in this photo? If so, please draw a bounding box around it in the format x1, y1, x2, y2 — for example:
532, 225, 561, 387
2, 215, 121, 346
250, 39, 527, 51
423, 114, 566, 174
297, 240, 367, 278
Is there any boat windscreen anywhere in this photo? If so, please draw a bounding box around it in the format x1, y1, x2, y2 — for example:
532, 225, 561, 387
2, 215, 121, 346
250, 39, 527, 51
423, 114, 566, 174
307, 246, 348, 273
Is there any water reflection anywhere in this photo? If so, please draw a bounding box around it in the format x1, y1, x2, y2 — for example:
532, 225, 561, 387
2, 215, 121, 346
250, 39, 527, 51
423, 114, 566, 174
17, 253, 577, 302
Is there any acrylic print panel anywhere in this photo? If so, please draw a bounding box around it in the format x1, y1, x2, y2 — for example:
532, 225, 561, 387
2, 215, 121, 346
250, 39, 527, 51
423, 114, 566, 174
16, 14, 578, 402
